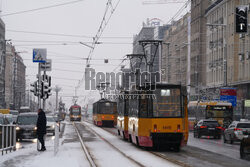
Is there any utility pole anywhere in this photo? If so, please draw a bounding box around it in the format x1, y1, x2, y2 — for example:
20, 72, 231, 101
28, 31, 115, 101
53, 85, 61, 111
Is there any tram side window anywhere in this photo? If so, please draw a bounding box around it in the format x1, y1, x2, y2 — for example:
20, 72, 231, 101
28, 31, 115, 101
124, 99, 129, 116
139, 94, 148, 118
129, 98, 138, 117
152, 89, 181, 118
117, 101, 122, 116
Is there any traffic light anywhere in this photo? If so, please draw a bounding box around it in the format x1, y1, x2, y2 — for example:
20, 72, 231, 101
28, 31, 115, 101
30, 81, 38, 96
40, 80, 44, 98
41, 74, 52, 99
43, 81, 52, 99
236, 5, 248, 33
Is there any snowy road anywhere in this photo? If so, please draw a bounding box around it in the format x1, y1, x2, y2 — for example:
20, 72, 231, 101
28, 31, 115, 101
75, 121, 179, 167
1, 119, 250, 167
90, 121, 250, 167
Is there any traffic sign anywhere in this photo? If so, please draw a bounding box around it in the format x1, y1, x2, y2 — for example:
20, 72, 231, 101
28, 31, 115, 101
245, 100, 250, 107
220, 95, 237, 107
33, 48, 47, 63
41, 59, 52, 71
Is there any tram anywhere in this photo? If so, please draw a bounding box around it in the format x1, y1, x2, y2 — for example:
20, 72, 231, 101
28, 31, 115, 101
117, 91, 129, 140
128, 83, 188, 151
69, 104, 81, 121
93, 99, 117, 127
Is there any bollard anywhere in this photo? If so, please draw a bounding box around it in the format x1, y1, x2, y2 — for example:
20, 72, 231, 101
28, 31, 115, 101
54, 122, 59, 156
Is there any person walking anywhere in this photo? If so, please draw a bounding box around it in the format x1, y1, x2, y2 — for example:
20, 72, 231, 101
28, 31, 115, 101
37, 108, 47, 151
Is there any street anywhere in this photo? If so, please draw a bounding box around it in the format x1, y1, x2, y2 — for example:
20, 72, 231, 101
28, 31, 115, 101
1, 119, 250, 167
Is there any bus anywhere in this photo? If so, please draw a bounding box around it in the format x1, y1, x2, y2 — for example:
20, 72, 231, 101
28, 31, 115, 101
93, 99, 117, 127
188, 101, 233, 129
128, 83, 188, 151
69, 104, 81, 121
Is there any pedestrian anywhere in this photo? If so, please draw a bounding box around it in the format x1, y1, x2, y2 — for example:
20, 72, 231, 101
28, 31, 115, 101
37, 108, 47, 151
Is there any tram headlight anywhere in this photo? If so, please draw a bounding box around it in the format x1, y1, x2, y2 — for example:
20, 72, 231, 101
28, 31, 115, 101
16, 126, 20, 130
34, 127, 37, 130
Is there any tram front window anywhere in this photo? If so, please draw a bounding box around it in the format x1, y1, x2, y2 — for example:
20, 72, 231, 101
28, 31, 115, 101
153, 88, 182, 118
72, 108, 80, 115
100, 103, 115, 114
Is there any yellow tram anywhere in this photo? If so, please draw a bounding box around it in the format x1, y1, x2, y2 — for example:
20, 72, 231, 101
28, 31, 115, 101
128, 84, 188, 150
117, 91, 129, 140
93, 99, 117, 127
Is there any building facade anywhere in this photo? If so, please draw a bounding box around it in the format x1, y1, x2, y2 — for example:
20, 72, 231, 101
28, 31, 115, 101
0, 19, 5, 108
5, 43, 15, 109
190, 0, 212, 100
132, 23, 170, 85
162, 13, 191, 86
14, 52, 26, 109
205, 0, 250, 119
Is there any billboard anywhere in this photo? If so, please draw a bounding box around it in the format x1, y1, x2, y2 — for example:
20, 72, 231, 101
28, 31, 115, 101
220, 88, 237, 107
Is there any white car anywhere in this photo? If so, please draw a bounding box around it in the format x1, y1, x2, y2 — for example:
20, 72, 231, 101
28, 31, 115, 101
46, 116, 56, 135
224, 119, 250, 144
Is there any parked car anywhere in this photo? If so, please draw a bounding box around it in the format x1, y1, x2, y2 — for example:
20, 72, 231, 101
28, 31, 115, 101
0, 113, 9, 125
4, 114, 14, 124
10, 110, 19, 122
194, 119, 222, 139
46, 116, 56, 135
15, 113, 38, 141
224, 120, 250, 144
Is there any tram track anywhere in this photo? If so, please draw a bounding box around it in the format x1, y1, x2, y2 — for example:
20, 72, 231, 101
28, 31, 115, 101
82, 120, 186, 167
99, 124, 189, 167
79, 121, 145, 167
73, 122, 97, 167
83, 120, 250, 167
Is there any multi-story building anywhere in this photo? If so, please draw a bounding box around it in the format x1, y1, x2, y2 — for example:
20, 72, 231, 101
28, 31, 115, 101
14, 52, 26, 109
0, 19, 5, 108
162, 13, 191, 86
205, 0, 250, 119
190, 0, 212, 100
132, 22, 170, 85
5, 43, 15, 109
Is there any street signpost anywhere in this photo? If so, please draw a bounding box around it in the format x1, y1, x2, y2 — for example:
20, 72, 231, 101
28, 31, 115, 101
41, 59, 52, 71
33, 48, 47, 63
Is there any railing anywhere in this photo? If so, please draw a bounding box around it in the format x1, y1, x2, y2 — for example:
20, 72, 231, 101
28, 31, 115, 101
0, 125, 16, 155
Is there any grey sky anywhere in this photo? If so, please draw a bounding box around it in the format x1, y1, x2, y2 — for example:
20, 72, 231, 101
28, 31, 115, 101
1, 0, 189, 108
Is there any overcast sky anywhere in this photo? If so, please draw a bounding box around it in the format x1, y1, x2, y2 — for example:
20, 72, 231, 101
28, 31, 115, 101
1, 0, 189, 108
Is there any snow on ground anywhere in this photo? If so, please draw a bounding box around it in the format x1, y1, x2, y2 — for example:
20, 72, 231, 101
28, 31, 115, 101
82, 121, 180, 167
0, 122, 89, 167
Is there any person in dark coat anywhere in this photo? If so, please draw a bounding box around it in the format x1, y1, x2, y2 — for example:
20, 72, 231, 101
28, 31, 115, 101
37, 108, 47, 151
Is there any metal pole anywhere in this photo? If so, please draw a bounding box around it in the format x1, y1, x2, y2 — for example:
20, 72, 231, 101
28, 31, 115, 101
43, 71, 46, 110
38, 63, 41, 109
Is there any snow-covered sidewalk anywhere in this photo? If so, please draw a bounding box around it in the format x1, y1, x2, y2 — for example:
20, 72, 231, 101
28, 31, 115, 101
0, 123, 89, 167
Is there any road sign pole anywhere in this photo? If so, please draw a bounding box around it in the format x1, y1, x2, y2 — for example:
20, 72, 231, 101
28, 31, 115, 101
38, 63, 41, 109
43, 70, 46, 110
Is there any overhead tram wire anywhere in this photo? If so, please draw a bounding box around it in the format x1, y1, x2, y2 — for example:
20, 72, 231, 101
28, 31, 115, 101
112, 0, 191, 74
86, 0, 121, 65
74, 0, 121, 92
7, 29, 132, 39
0, 0, 85, 17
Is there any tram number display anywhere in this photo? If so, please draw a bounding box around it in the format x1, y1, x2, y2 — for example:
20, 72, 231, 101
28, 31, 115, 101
163, 125, 172, 130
